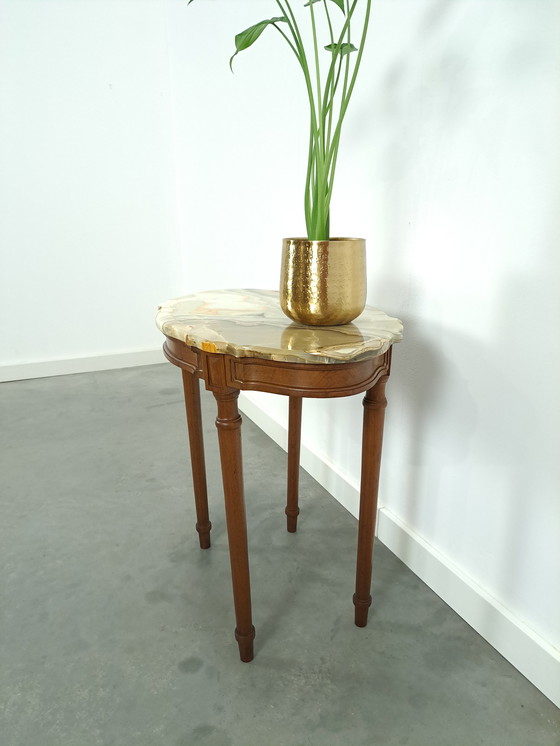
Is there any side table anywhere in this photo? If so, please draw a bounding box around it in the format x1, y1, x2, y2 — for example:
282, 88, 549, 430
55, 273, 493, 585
156, 289, 403, 661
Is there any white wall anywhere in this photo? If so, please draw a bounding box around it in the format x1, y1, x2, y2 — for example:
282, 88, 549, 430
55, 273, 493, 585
1, 0, 559, 704
0, 0, 183, 372
164, 0, 309, 293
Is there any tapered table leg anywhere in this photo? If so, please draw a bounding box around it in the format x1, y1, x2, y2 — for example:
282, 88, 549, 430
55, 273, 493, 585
285, 396, 302, 533
181, 370, 211, 549
353, 374, 389, 627
214, 389, 255, 662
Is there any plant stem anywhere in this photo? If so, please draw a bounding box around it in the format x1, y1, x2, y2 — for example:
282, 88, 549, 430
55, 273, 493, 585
341, 0, 352, 103
278, 0, 372, 240
324, 0, 353, 210
328, 0, 371, 169
318, 0, 360, 237
276, 0, 322, 234
272, 23, 301, 63
308, 0, 326, 238
323, 0, 337, 162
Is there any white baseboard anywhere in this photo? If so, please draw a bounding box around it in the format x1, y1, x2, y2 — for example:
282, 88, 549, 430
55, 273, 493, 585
238, 392, 560, 709
0, 349, 165, 383
239, 392, 362, 519
377, 507, 560, 709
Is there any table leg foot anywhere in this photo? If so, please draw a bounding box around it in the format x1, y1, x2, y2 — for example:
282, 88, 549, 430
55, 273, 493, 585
196, 521, 212, 549
353, 593, 372, 627
285, 508, 300, 533
235, 625, 256, 662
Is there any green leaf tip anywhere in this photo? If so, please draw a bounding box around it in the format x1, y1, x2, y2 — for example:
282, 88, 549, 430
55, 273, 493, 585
324, 42, 358, 56
229, 16, 287, 72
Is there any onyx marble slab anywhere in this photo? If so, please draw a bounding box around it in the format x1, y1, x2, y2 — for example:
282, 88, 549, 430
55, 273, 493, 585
156, 289, 403, 365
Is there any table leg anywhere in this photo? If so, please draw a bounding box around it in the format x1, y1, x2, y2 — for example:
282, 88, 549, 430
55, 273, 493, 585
285, 396, 302, 533
181, 370, 212, 549
214, 389, 255, 662
353, 374, 389, 627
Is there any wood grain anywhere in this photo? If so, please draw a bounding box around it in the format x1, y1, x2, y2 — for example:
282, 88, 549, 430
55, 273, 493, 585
286, 397, 303, 533
181, 370, 211, 549
353, 375, 389, 627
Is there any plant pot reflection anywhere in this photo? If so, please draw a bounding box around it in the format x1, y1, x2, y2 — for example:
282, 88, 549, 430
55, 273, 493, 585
281, 323, 364, 357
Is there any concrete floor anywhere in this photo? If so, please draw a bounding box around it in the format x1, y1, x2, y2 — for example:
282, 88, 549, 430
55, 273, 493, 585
1, 364, 558, 746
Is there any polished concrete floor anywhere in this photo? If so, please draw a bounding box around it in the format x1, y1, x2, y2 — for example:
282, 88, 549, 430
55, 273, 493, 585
1, 364, 559, 746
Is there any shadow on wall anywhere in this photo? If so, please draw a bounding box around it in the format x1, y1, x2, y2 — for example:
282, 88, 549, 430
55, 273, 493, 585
381, 271, 559, 641
379, 302, 478, 532
357, 0, 560, 642
361, 0, 483, 539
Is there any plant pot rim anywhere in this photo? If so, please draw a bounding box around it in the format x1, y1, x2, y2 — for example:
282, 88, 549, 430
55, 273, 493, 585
283, 236, 365, 243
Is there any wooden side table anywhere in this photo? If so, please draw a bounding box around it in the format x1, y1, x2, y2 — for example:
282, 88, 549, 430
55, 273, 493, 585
156, 289, 403, 662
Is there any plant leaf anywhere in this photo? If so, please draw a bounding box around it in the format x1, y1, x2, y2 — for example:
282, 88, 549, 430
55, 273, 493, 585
304, 0, 346, 13
324, 42, 357, 56
230, 17, 287, 71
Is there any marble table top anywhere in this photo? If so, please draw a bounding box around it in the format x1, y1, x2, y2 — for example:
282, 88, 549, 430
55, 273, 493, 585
156, 290, 403, 365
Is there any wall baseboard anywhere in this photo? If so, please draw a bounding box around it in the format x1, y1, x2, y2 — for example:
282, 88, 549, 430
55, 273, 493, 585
239, 392, 362, 520
0, 349, 165, 383
377, 507, 560, 709
239, 392, 560, 709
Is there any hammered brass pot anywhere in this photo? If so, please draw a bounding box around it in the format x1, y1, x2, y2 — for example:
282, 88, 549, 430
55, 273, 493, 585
280, 237, 366, 326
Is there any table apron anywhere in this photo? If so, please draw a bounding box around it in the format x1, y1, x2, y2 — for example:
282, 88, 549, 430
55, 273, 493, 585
164, 337, 391, 398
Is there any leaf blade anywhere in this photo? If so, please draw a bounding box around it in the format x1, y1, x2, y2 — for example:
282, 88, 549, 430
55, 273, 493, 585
324, 42, 357, 56
230, 16, 288, 71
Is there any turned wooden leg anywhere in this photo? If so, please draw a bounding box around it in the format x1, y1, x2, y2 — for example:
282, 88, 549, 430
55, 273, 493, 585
181, 370, 212, 549
285, 396, 302, 533
214, 389, 255, 662
353, 374, 389, 627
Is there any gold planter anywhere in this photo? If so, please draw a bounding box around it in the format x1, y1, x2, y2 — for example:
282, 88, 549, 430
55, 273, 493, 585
280, 237, 366, 326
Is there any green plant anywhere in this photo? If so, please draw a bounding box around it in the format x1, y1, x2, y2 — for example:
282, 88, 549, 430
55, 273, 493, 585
188, 0, 372, 240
